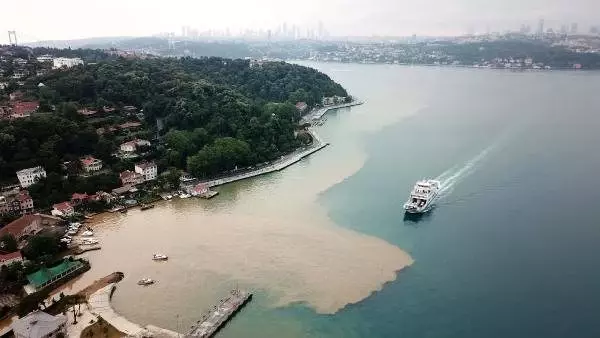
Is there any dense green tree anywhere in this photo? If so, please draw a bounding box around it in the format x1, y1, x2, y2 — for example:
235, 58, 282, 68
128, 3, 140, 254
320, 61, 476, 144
22, 235, 62, 261
0, 234, 18, 253
188, 137, 251, 177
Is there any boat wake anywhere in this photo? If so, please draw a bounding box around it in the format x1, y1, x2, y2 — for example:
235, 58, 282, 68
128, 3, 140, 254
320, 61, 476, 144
435, 143, 497, 198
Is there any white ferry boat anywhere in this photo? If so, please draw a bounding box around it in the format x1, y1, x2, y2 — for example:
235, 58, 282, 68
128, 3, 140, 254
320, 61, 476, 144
403, 179, 441, 214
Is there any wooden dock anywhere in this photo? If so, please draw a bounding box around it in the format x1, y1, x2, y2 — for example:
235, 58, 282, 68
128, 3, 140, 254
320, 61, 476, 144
186, 290, 252, 337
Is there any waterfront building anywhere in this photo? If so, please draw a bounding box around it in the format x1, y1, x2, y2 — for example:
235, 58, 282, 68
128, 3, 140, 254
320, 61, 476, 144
51, 201, 74, 217
0, 214, 62, 246
120, 170, 145, 185
11, 311, 67, 338
16, 166, 46, 188
322, 97, 335, 106
25, 259, 87, 293
0, 251, 23, 268
135, 161, 158, 181
295, 102, 308, 112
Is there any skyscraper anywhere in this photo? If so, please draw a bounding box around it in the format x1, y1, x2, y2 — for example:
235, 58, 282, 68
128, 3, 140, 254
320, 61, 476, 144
519, 24, 531, 34
570, 23, 578, 35
560, 25, 568, 34
537, 19, 545, 36
318, 21, 324, 40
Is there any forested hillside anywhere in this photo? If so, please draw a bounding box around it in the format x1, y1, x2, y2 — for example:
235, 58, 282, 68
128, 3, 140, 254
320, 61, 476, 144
0, 56, 347, 190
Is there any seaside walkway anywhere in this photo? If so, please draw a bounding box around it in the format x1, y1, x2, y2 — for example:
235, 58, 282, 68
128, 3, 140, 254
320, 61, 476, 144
203, 138, 328, 188
88, 284, 148, 337
197, 101, 363, 189
300, 100, 364, 124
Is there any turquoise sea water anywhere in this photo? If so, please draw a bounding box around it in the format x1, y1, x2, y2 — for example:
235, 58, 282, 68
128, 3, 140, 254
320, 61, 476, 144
87, 63, 600, 338
223, 64, 600, 337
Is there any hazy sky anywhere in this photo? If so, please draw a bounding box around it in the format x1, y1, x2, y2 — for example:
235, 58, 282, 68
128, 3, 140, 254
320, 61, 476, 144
1, 0, 599, 43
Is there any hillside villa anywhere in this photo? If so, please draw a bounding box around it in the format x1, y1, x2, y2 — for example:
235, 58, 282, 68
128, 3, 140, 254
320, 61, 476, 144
80, 156, 103, 172
16, 166, 46, 188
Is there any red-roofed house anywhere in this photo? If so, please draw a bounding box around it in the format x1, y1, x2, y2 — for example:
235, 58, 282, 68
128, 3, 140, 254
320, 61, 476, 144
9, 91, 23, 101
118, 122, 141, 130
80, 156, 103, 172
0, 214, 63, 247
119, 139, 151, 153
0, 215, 43, 243
77, 108, 98, 117
0, 190, 33, 215
15, 191, 33, 213
295, 102, 308, 113
102, 106, 116, 113
119, 170, 144, 186
191, 183, 209, 196
0, 251, 23, 268
11, 101, 39, 118
51, 202, 74, 217
70, 193, 89, 206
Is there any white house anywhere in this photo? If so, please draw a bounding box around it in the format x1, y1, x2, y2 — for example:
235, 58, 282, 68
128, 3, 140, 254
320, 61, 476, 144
80, 156, 103, 172
12, 311, 67, 338
120, 139, 151, 153
52, 57, 83, 69
16, 166, 46, 188
36, 55, 54, 63
0, 251, 23, 268
135, 161, 158, 181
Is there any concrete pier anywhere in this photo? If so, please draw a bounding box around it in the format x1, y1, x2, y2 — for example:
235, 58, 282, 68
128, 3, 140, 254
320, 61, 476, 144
186, 290, 252, 338
300, 100, 364, 123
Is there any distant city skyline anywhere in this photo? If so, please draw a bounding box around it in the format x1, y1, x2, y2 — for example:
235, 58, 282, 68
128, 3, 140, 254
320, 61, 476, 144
1, 0, 600, 44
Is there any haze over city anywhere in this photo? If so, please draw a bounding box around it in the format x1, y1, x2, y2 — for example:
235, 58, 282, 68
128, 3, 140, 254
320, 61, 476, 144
2, 0, 600, 43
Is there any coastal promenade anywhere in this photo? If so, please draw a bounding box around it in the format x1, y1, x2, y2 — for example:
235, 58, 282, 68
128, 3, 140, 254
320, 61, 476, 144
202, 101, 362, 188
203, 138, 328, 188
88, 283, 181, 337
88, 284, 147, 336
301, 100, 364, 123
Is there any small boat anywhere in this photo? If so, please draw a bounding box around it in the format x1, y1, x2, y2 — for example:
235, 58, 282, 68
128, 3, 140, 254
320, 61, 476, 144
81, 230, 94, 237
138, 278, 155, 286
166, 195, 173, 200
140, 204, 155, 210
80, 238, 99, 246
403, 179, 441, 214
179, 193, 191, 199
152, 253, 169, 261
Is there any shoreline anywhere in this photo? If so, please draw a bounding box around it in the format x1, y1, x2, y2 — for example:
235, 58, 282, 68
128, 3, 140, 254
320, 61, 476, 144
88, 282, 179, 337
293, 59, 592, 71
196, 101, 363, 188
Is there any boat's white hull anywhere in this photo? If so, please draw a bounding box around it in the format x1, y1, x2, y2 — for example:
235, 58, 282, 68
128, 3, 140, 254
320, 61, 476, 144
403, 191, 439, 214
